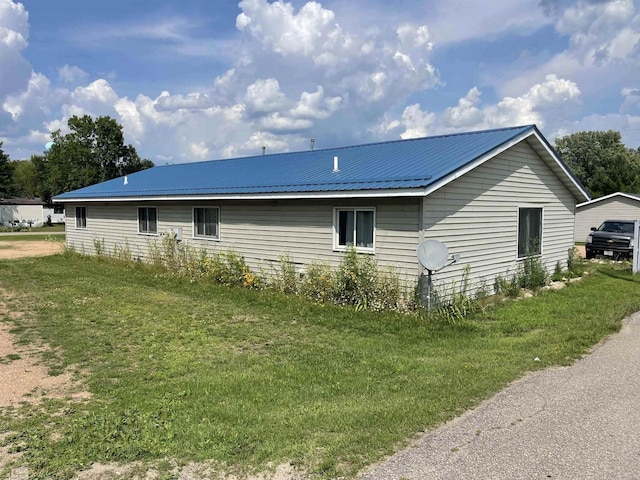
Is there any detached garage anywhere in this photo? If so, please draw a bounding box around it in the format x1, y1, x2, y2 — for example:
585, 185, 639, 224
574, 192, 640, 242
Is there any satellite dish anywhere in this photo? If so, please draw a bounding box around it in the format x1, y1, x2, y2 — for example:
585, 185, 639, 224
417, 239, 449, 271
44, 141, 54, 151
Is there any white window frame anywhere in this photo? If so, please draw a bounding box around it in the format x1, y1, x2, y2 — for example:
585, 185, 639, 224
192, 206, 220, 240
75, 206, 87, 229
333, 206, 376, 254
137, 206, 158, 236
517, 206, 544, 259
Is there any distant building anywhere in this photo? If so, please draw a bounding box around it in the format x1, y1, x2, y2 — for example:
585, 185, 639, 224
0, 197, 65, 226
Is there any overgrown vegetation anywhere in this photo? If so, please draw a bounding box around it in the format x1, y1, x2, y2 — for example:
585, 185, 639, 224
75, 236, 592, 319
0, 254, 638, 479
91, 236, 415, 313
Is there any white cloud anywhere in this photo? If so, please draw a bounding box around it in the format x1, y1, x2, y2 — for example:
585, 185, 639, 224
499, 0, 640, 98
621, 87, 640, 112
290, 86, 342, 119
2, 1, 445, 161
156, 92, 212, 111
244, 78, 290, 115
3, 72, 52, 121
6, 0, 630, 167
478, 74, 580, 128
399, 103, 436, 139
189, 141, 210, 159
258, 113, 313, 133
235, 0, 439, 108
58, 65, 89, 85
426, 0, 548, 44
555, 0, 639, 64
236, 0, 355, 65
441, 87, 483, 128
380, 74, 581, 138
0, 0, 31, 101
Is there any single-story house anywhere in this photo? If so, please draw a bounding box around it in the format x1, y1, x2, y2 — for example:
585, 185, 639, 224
0, 197, 65, 226
574, 192, 640, 242
54, 125, 589, 297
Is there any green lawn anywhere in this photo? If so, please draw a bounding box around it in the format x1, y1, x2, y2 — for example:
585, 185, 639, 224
0, 234, 65, 242
31, 224, 66, 232
1, 255, 639, 479
0, 224, 65, 233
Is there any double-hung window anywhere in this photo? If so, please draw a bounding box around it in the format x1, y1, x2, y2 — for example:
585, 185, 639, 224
517, 207, 543, 258
138, 206, 158, 235
193, 207, 219, 239
334, 207, 375, 253
75, 206, 87, 229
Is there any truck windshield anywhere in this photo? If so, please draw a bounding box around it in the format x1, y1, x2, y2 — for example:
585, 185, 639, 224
598, 221, 634, 234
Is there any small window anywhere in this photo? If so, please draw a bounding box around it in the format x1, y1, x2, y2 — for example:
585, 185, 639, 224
75, 206, 87, 229
334, 207, 375, 252
193, 207, 219, 239
138, 206, 158, 235
518, 207, 542, 258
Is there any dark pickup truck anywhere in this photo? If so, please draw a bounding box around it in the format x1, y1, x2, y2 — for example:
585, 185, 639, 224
585, 220, 636, 260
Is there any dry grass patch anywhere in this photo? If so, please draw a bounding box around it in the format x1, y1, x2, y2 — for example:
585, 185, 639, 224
0, 289, 89, 407
0, 241, 64, 259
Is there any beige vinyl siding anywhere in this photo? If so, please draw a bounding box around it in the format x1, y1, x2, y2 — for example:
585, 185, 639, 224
422, 140, 576, 296
65, 198, 421, 282
575, 196, 640, 241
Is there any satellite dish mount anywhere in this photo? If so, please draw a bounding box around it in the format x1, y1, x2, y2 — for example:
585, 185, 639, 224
416, 239, 460, 311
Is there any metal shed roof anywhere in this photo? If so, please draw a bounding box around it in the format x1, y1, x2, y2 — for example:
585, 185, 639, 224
576, 192, 640, 208
54, 125, 589, 202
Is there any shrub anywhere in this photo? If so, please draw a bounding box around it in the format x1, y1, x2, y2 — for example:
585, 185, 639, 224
299, 261, 335, 304
270, 254, 299, 294
93, 238, 107, 257
518, 253, 548, 290
567, 246, 583, 278
494, 273, 521, 298
334, 247, 378, 309
113, 240, 132, 263
428, 266, 484, 324
551, 260, 563, 282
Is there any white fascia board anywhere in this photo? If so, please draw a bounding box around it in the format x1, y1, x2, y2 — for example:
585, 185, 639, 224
529, 130, 590, 202
53, 187, 430, 203
422, 129, 535, 197
576, 192, 640, 208
421, 128, 590, 201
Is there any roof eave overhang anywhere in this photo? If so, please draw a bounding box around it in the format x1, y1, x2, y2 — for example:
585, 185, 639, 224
421, 127, 590, 201
527, 129, 590, 202
576, 192, 640, 208
52, 187, 430, 203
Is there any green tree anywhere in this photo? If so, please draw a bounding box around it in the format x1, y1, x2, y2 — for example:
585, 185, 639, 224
9, 158, 39, 198
39, 115, 153, 201
555, 130, 640, 198
0, 142, 12, 199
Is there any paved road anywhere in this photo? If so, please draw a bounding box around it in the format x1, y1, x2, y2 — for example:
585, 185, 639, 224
360, 312, 640, 480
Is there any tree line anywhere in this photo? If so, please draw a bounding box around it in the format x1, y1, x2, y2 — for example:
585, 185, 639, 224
554, 130, 640, 199
0, 115, 154, 203
1, 121, 639, 202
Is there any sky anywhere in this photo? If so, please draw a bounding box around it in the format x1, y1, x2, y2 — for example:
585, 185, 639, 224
0, 0, 639, 164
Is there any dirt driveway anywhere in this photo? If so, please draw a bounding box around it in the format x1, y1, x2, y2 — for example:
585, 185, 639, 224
0, 240, 64, 259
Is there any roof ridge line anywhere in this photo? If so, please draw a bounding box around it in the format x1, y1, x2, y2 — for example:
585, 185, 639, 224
155, 125, 536, 167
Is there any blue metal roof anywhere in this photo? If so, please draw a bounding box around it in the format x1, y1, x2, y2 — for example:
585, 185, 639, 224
54, 125, 572, 200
